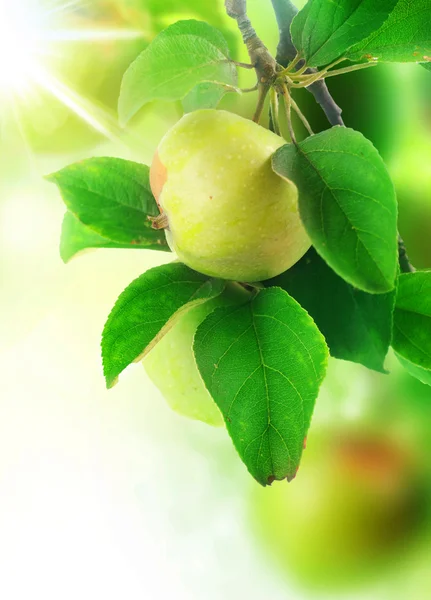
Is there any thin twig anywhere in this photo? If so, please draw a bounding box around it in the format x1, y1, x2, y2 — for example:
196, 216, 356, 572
231, 60, 256, 69
253, 85, 269, 122
240, 83, 259, 93
218, 82, 259, 94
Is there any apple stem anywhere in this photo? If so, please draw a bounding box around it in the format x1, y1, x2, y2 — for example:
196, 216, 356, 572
148, 213, 169, 230
237, 281, 264, 298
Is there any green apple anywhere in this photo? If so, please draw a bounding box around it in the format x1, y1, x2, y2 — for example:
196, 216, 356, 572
250, 429, 428, 591
143, 281, 250, 426
150, 109, 310, 282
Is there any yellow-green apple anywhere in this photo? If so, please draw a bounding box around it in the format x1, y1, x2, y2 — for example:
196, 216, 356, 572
250, 429, 428, 591
150, 109, 310, 282
143, 281, 250, 426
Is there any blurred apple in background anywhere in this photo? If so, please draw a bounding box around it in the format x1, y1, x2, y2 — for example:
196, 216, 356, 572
249, 359, 431, 593
251, 428, 430, 592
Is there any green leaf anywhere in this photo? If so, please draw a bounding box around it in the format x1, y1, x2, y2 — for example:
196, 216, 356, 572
396, 353, 431, 387
60, 212, 170, 263
291, 0, 398, 67
272, 127, 398, 294
422, 62, 431, 72
194, 287, 328, 486
47, 158, 165, 246
392, 271, 431, 370
102, 262, 225, 388
182, 81, 229, 113
118, 20, 237, 125
266, 248, 395, 372
347, 0, 431, 63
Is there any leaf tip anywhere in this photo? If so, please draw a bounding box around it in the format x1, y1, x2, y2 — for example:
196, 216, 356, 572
59, 252, 70, 265
286, 466, 300, 483
105, 374, 119, 390
44, 171, 58, 184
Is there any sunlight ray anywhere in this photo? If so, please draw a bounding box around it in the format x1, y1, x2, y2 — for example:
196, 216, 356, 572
44, 0, 85, 18
0, 0, 145, 148
0, 95, 40, 184
44, 29, 146, 42
31, 65, 123, 143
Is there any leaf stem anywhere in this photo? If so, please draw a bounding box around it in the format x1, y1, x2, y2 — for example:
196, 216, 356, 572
291, 60, 378, 88
270, 87, 281, 135
294, 63, 309, 77
286, 52, 302, 72
290, 95, 314, 135
317, 61, 379, 79
289, 57, 346, 87
281, 83, 297, 145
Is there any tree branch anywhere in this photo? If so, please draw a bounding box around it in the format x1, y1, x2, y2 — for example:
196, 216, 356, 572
225, 0, 280, 123
270, 0, 344, 127
225, 0, 277, 83
271, 0, 298, 63
398, 235, 416, 274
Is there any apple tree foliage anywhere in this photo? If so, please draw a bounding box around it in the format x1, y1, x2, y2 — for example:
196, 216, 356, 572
48, 0, 431, 486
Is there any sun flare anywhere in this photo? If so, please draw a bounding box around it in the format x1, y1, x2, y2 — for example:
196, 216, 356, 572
0, 0, 145, 141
